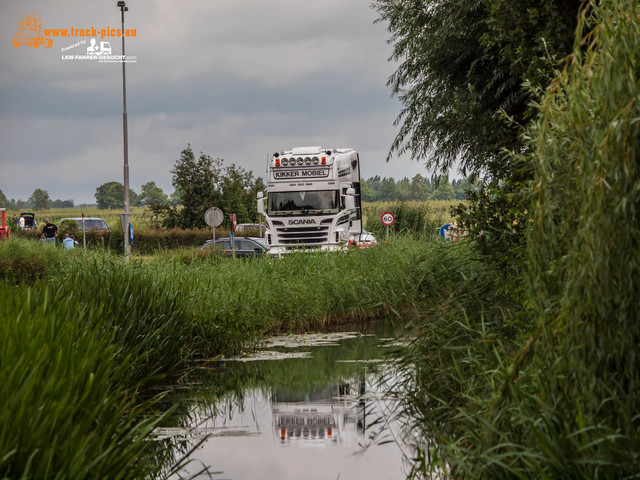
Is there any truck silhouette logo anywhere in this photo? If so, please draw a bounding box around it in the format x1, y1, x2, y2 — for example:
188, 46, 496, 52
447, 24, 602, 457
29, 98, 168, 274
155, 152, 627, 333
12, 15, 53, 48
86, 38, 112, 56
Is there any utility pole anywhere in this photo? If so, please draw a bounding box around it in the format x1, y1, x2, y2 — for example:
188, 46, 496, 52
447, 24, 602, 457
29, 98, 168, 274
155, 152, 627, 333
117, 1, 131, 260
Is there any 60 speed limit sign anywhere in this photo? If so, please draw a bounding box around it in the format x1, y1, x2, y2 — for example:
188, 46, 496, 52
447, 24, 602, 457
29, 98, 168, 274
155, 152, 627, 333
381, 212, 395, 226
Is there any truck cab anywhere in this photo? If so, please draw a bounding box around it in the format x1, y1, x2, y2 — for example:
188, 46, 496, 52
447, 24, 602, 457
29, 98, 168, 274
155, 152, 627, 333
258, 147, 363, 256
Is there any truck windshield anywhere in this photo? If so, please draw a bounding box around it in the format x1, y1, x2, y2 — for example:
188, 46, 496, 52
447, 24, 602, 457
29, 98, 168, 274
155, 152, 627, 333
268, 190, 339, 215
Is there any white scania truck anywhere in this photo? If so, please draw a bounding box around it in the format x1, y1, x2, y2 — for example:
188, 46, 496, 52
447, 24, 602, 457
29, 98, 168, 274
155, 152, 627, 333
257, 146, 369, 256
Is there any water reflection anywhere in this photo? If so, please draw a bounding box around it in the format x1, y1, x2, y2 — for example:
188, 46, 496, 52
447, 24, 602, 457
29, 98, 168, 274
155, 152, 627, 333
273, 380, 366, 446
165, 331, 409, 480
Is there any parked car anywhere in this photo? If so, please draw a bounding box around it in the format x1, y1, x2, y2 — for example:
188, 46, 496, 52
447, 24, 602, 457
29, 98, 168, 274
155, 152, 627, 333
19, 212, 37, 229
60, 217, 111, 231
358, 228, 377, 247
201, 236, 269, 258
235, 223, 266, 234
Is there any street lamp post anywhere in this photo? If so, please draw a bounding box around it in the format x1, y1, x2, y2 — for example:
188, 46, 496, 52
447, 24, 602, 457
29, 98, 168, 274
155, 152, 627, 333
117, 0, 131, 261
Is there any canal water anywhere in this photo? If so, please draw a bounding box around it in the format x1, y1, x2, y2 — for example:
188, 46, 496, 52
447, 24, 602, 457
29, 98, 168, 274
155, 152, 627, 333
161, 330, 411, 480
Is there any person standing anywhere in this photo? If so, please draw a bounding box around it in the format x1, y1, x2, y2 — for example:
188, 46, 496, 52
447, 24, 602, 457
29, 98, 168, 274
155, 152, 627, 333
42, 218, 58, 244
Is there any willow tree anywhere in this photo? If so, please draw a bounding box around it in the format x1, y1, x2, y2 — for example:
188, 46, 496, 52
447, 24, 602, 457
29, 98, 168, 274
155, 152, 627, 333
525, 1, 640, 473
372, 0, 580, 178
438, 2, 640, 477
373, 0, 582, 278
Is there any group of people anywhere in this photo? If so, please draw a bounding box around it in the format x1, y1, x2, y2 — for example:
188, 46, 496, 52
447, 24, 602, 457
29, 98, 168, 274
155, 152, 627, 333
12, 214, 35, 230
8, 214, 79, 250
39, 218, 77, 250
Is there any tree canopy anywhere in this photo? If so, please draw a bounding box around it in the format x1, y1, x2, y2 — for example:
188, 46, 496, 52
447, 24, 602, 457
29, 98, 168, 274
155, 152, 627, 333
95, 182, 138, 210
362, 174, 473, 202
373, 0, 584, 277
373, 0, 581, 180
28, 189, 51, 211
152, 146, 264, 229
137, 182, 168, 207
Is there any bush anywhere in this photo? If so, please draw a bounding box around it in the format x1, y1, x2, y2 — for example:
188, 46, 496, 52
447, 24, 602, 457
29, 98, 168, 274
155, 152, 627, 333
0, 238, 67, 284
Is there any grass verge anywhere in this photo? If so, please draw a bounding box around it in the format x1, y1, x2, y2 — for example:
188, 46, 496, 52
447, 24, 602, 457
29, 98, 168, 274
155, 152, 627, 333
0, 235, 430, 479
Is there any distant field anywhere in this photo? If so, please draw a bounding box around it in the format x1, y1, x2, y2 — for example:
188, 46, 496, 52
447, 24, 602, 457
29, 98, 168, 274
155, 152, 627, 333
363, 200, 463, 224
5, 207, 159, 230
5, 200, 463, 233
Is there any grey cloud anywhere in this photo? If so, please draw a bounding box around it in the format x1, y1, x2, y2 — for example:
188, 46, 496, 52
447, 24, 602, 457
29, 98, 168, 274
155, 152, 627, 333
0, 0, 426, 205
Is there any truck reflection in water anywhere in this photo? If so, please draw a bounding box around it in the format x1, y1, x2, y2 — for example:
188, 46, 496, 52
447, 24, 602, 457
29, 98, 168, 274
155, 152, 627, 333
163, 332, 409, 480
272, 379, 366, 445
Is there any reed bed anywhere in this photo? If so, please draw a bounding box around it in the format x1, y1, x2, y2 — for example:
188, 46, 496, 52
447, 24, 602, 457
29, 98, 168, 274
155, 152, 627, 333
390, 2, 640, 478
0, 234, 433, 479
0, 238, 67, 285
145, 235, 426, 340
0, 283, 176, 479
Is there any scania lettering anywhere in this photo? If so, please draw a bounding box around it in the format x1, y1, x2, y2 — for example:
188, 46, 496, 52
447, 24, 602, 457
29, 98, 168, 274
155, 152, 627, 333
257, 146, 375, 255
289, 219, 317, 225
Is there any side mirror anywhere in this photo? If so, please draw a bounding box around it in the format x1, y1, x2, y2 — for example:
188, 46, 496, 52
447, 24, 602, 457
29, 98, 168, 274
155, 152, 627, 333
344, 188, 355, 212
257, 191, 265, 215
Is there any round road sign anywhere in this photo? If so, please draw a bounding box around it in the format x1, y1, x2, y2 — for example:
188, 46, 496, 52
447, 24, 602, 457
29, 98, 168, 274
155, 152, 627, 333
204, 207, 224, 227
381, 212, 395, 226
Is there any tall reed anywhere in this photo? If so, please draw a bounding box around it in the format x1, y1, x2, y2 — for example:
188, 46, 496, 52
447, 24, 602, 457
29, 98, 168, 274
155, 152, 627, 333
394, 2, 640, 478
147, 236, 425, 340
0, 238, 67, 284
0, 283, 174, 479
1, 234, 435, 478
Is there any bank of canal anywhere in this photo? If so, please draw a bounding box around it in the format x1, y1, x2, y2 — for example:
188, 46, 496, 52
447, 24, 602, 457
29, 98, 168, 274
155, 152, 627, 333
161, 330, 411, 479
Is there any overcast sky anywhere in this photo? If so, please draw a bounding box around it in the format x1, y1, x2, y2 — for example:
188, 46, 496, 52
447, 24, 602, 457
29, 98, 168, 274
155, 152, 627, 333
1, 0, 431, 205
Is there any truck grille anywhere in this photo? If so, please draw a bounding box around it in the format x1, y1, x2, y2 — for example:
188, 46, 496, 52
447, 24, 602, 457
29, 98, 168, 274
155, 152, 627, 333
275, 225, 330, 245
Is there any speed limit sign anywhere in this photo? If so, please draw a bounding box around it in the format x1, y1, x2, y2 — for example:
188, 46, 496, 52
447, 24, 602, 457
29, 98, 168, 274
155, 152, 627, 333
381, 212, 395, 226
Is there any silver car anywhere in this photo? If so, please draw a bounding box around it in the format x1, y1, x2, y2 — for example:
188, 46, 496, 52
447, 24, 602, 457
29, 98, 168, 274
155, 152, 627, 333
60, 217, 111, 231
201, 237, 269, 257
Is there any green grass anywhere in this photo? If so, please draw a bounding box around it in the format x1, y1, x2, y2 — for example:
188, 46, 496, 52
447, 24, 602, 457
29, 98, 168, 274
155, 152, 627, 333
0, 235, 432, 479
387, 2, 640, 479
0, 283, 175, 479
